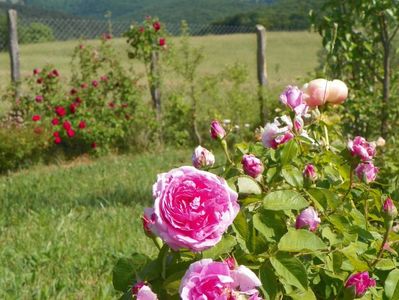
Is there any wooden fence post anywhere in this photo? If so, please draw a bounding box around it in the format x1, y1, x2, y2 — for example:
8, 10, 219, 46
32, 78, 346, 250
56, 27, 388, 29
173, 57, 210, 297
256, 24, 267, 125
8, 9, 20, 97
150, 51, 161, 120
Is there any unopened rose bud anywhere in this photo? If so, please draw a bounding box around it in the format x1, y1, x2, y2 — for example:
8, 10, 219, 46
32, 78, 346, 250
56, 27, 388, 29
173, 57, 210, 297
142, 208, 155, 237
383, 197, 398, 221
210, 120, 226, 140
376, 137, 386, 147
280, 85, 304, 110
295, 207, 320, 232
303, 164, 317, 182
192, 146, 215, 169
241, 154, 264, 178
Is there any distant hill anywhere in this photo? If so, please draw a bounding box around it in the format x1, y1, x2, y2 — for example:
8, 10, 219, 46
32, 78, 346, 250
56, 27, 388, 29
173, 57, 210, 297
15, 0, 276, 24
214, 0, 325, 30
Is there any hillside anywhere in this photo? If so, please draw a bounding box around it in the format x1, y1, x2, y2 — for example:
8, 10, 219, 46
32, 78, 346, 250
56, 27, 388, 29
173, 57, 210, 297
214, 0, 325, 30
18, 0, 276, 23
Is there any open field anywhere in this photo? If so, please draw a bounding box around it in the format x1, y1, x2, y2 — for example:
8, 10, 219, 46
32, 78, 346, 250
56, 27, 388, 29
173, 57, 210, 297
0, 31, 321, 89
0, 149, 193, 299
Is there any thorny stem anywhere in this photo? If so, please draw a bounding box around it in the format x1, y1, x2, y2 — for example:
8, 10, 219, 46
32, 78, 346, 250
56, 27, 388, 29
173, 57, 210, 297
221, 140, 233, 165
370, 223, 391, 268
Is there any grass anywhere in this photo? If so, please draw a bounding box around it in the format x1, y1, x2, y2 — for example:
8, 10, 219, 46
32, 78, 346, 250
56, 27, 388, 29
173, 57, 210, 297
0, 149, 191, 299
0, 31, 320, 89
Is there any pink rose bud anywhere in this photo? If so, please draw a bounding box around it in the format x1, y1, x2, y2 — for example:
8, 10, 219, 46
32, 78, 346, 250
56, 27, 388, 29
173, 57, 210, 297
210, 120, 226, 140
262, 116, 294, 149
35, 95, 43, 103
142, 208, 155, 237
348, 136, 376, 161
383, 197, 398, 220
293, 115, 304, 133
231, 265, 262, 293
355, 162, 378, 184
159, 38, 166, 47
241, 154, 264, 178
92, 80, 99, 87
326, 79, 348, 104
295, 207, 321, 232
192, 146, 215, 169
303, 164, 317, 181
224, 257, 236, 270
280, 85, 304, 110
344, 272, 376, 298
302, 78, 330, 107
150, 166, 239, 251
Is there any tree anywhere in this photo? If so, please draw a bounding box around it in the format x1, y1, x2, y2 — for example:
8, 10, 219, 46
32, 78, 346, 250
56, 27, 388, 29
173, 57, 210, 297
311, 0, 399, 138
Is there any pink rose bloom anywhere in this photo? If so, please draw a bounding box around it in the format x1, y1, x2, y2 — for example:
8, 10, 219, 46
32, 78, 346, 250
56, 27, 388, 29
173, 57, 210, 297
148, 166, 239, 251
35, 95, 43, 103
262, 116, 294, 149
179, 259, 262, 300
192, 146, 215, 169
303, 164, 317, 181
241, 154, 264, 178
345, 272, 376, 298
210, 120, 226, 140
383, 197, 398, 219
355, 163, 379, 183
302, 78, 329, 107
280, 85, 304, 110
132, 282, 158, 300
295, 207, 321, 232
348, 136, 376, 161
327, 79, 348, 104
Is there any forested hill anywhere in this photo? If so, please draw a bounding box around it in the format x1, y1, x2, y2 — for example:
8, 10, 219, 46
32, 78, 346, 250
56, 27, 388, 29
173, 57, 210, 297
214, 0, 325, 30
10, 0, 276, 23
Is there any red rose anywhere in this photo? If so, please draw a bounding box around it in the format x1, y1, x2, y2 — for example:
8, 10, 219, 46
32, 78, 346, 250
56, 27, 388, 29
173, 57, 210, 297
36, 78, 43, 84
92, 80, 99, 87
55, 106, 66, 117
54, 137, 62, 144
108, 102, 115, 109
32, 115, 41, 122
78, 121, 86, 129
53, 131, 60, 137
159, 38, 166, 47
153, 21, 161, 31
63, 121, 72, 130
100, 75, 108, 82
67, 129, 75, 138
35, 95, 43, 103
70, 88, 78, 95
33, 68, 41, 75
91, 142, 97, 149
75, 97, 82, 104
81, 83, 88, 89
51, 118, 60, 126
52, 69, 59, 77
139, 27, 145, 33
70, 103, 77, 113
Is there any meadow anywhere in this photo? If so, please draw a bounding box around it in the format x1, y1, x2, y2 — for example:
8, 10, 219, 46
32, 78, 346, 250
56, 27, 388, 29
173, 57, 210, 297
0, 32, 321, 299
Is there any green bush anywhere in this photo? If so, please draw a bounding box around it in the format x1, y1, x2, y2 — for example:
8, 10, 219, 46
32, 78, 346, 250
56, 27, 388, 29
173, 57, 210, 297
19, 22, 55, 44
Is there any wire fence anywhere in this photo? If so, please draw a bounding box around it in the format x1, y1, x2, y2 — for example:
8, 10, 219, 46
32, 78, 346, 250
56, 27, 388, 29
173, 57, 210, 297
0, 13, 255, 51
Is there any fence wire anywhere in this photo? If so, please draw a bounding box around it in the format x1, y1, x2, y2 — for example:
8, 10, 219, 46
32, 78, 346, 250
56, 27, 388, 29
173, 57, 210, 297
0, 14, 255, 50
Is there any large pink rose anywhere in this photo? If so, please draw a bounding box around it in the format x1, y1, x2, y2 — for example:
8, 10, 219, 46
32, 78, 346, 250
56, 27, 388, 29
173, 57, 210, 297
348, 136, 376, 161
179, 259, 263, 300
148, 166, 239, 251
345, 272, 376, 298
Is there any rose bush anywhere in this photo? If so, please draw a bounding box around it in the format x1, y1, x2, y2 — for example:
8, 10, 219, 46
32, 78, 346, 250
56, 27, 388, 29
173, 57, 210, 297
113, 78, 399, 299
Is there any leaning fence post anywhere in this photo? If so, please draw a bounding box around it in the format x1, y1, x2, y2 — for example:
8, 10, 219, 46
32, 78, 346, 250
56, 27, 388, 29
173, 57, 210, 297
150, 51, 161, 120
8, 9, 21, 97
256, 24, 267, 125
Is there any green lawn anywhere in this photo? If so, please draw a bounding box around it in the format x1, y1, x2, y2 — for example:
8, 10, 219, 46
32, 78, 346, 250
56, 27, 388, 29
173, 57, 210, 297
0, 149, 191, 299
0, 31, 320, 89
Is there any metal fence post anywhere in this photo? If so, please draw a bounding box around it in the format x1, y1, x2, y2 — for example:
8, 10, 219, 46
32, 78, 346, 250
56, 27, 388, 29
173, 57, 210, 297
256, 24, 267, 125
8, 9, 21, 97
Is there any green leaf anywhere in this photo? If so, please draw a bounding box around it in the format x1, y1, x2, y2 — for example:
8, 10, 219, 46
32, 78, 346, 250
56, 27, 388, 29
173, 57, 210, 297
236, 176, 262, 195
280, 140, 299, 165
113, 253, 150, 292
278, 229, 328, 252
260, 261, 279, 300
264, 190, 308, 211
233, 210, 249, 238
375, 259, 396, 271
270, 252, 308, 291
282, 166, 303, 188
307, 188, 339, 211
203, 235, 237, 258
163, 270, 186, 296
253, 211, 287, 242
385, 269, 399, 299
287, 288, 317, 300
